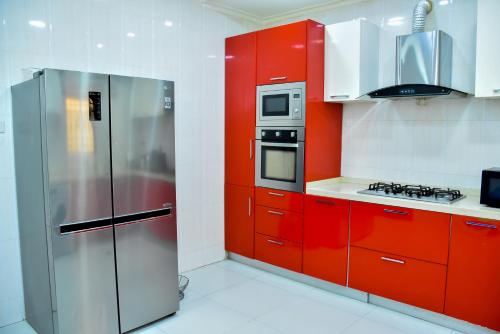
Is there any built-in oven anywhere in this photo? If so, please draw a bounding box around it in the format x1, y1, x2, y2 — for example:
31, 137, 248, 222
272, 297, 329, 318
255, 127, 305, 193
256, 82, 306, 127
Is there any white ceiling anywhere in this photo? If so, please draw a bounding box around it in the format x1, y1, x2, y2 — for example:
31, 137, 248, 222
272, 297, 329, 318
203, 0, 363, 23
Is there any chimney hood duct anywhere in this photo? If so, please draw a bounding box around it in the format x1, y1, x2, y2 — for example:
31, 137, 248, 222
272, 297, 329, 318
367, 0, 467, 99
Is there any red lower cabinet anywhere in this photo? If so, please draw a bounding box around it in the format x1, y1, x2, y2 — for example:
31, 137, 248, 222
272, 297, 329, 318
255, 233, 302, 272
255, 206, 303, 243
225, 184, 254, 258
303, 195, 349, 285
349, 247, 447, 313
444, 215, 500, 331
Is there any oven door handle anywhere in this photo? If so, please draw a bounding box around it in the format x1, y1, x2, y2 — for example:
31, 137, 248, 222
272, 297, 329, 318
260, 142, 300, 148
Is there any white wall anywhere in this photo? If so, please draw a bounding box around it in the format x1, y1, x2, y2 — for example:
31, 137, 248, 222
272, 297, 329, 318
0, 0, 257, 327
266, 0, 500, 189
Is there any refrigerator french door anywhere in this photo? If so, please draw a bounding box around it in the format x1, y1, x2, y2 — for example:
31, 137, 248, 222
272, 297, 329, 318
12, 69, 178, 334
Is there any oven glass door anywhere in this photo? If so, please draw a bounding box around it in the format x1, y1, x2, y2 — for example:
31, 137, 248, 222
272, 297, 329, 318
256, 141, 304, 192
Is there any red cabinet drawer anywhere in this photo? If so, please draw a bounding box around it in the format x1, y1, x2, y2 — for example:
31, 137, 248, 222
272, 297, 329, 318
303, 196, 349, 285
255, 233, 302, 272
445, 215, 500, 331
257, 21, 307, 85
350, 201, 450, 264
255, 187, 303, 212
256, 206, 303, 242
349, 246, 446, 313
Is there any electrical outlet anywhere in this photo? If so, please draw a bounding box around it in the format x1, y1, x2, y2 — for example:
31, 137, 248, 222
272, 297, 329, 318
0, 120, 5, 134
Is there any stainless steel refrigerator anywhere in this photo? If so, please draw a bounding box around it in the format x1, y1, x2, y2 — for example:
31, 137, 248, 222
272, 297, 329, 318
12, 69, 179, 334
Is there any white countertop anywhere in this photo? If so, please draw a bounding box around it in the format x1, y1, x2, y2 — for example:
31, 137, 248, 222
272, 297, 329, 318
306, 177, 500, 221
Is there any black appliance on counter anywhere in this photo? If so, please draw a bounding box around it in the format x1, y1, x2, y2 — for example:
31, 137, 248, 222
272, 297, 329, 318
481, 168, 500, 208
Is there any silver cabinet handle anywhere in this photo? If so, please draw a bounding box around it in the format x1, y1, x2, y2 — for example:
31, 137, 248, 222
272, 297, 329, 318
383, 209, 408, 216
465, 221, 497, 229
268, 210, 284, 216
316, 199, 335, 205
267, 239, 284, 246
330, 95, 350, 99
270, 76, 287, 81
268, 192, 285, 197
381, 256, 405, 265
493, 89, 500, 93
248, 197, 252, 217
249, 139, 253, 160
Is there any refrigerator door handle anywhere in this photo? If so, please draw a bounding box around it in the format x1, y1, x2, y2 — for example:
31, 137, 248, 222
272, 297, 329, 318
114, 207, 173, 227
59, 217, 113, 235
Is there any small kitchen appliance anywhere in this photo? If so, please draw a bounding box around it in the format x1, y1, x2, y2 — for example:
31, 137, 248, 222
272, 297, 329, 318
256, 81, 306, 127
480, 168, 500, 208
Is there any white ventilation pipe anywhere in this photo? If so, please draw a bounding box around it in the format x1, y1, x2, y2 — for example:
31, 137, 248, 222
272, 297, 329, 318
412, 0, 433, 33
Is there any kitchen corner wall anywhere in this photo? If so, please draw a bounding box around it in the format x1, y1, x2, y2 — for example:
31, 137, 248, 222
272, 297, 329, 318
267, 0, 500, 189
0, 0, 258, 327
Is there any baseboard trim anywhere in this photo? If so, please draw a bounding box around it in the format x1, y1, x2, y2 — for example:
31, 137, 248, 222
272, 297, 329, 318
227, 252, 497, 334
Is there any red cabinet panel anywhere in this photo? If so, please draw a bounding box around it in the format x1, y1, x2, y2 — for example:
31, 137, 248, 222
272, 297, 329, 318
303, 196, 349, 285
349, 246, 447, 313
350, 202, 450, 264
255, 187, 304, 212
225, 184, 254, 258
257, 21, 307, 85
225, 32, 256, 187
255, 233, 302, 272
255, 205, 303, 242
445, 215, 500, 331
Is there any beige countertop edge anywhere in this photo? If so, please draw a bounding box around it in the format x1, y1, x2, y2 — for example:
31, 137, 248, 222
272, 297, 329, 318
306, 177, 500, 221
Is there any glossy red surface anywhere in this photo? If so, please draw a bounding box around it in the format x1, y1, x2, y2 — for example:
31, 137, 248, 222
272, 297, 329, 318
257, 21, 307, 85
224, 184, 254, 258
304, 20, 343, 182
349, 246, 447, 313
225, 32, 256, 187
255, 205, 303, 243
255, 187, 304, 213
255, 233, 302, 272
350, 201, 451, 264
444, 215, 500, 331
303, 195, 349, 285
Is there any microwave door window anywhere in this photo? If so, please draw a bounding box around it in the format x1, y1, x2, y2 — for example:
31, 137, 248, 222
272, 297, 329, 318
262, 147, 296, 182
263, 94, 289, 117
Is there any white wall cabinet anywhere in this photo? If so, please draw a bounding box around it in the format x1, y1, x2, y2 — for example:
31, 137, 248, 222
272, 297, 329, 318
475, 0, 500, 98
324, 19, 379, 103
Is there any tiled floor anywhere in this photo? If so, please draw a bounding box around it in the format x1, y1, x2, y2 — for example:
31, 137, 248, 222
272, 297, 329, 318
0, 260, 465, 334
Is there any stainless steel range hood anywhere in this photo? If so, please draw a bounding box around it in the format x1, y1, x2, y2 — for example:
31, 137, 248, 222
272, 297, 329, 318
368, 30, 466, 99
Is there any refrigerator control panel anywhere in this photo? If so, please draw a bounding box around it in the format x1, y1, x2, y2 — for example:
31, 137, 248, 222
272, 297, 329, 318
89, 91, 102, 121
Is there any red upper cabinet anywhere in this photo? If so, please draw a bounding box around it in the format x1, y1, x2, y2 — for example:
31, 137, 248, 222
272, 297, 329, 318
445, 215, 500, 331
225, 184, 255, 258
257, 21, 307, 85
225, 32, 256, 187
303, 195, 349, 285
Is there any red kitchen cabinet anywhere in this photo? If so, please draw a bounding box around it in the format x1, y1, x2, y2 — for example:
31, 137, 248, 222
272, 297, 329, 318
225, 184, 254, 258
349, 246, 447, 313
225, 32, 256, 187
257, 21, 307, 85
350, 202, 450, 264
255, 206, 303, 243
303, 195, 349, 285
255, 233, 302, 272
444, 215, 500, 331
255, 187, 304, 213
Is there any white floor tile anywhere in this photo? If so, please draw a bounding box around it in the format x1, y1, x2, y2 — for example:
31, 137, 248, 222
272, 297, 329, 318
208, 280, 303, 318
0, 321, 36, 334
156, 298, 251, 334
131, 325, 165, 334
214, 259, 263, 278
341, 318, 407, 334
182, 263, 251, 296
224, 320, 283, 334
257, 298, 362, 334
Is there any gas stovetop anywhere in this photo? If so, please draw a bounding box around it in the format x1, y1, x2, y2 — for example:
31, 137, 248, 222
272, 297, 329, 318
358, 182, 466, 204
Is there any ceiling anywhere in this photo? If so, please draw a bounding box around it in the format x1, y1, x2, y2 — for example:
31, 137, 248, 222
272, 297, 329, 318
203, 0, 365, 24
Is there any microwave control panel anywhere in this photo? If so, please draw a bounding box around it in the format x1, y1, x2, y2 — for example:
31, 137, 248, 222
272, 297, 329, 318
291, 89, 302, 120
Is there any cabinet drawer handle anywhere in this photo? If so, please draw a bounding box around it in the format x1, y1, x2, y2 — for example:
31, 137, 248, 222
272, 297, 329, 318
249, 139, 253, 160
268, 210, 284, 216
381, 256, 405, 265
270, 76, 287, 81
465, 221, 497, 229
330, 95, 350, 99
383, 209, 408, 216
248, 197, 252, 217
268, 192, 285, 197
316, 199, 335, 205
267, 239, 284, 246
493, 88, 500, 93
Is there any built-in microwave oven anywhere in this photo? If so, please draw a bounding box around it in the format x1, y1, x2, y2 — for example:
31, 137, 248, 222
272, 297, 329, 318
480, 168, 500, 208
255, 127, 305, 193
256, 82, 306, 127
